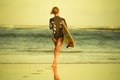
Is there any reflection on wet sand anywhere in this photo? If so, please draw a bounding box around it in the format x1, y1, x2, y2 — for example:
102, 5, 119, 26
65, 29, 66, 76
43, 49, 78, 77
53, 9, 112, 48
52, 67, 60, 80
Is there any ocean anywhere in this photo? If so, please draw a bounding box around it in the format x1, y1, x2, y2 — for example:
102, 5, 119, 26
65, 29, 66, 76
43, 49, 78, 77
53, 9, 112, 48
0, 27, 120, 63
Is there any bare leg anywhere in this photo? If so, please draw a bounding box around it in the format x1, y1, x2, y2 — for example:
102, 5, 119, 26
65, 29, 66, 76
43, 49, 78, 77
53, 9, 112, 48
52, 66, 60, 80
52, 38, 63, 66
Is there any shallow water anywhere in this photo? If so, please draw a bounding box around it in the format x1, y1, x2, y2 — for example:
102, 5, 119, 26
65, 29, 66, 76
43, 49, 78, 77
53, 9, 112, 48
0, 27, 120, 63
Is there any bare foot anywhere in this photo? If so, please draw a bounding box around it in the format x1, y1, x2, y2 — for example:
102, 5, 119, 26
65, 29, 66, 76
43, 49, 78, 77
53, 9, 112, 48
52, 61, 57, 67
52, 64, 57, 67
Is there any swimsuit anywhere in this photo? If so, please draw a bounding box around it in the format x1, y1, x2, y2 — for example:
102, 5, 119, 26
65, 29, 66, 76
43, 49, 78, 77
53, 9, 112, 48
49, 16, 67, 39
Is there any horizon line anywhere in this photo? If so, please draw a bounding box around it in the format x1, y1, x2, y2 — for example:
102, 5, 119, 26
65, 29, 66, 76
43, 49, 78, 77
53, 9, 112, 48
0, 25, 120, 30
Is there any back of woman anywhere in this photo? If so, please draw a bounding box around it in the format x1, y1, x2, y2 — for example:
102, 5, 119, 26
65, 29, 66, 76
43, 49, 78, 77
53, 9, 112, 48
49, 7, 67, 67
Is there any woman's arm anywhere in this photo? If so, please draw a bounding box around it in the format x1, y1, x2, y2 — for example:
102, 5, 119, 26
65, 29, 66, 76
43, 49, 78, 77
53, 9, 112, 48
49, 18, 53, 30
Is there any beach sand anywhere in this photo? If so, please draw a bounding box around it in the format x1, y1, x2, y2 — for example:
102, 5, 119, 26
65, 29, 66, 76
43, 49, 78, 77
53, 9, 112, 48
0, 64, 120, 80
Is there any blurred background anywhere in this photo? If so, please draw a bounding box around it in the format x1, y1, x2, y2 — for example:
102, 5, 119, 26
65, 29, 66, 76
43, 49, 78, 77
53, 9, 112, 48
0, 0, 120, 28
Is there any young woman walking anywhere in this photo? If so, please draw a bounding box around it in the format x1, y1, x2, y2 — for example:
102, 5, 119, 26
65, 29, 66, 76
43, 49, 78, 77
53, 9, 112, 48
49, 7, 67, 67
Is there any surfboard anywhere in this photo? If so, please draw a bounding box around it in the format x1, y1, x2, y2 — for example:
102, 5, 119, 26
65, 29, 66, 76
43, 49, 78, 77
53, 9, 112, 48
62, 21, 75, 48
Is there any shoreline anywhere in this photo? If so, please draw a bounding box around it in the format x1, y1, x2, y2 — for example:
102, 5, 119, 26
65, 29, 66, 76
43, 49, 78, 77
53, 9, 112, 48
0, 62, 120, 64
0, 52, 120, 64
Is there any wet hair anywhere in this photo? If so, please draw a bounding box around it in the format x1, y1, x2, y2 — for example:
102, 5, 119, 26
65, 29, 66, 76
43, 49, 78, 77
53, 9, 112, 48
51, 7, 59, 14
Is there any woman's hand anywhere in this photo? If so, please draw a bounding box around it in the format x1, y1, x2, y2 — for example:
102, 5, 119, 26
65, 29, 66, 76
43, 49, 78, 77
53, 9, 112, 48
52, 35, 57, 42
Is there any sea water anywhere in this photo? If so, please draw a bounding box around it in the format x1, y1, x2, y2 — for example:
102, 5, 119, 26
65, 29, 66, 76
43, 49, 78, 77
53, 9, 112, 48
0, 27, 120, 63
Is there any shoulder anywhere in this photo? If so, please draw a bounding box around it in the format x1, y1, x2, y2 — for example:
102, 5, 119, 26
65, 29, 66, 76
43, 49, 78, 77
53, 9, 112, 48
50, 18, 54, 21
60, 17, 65, 21
60, 17, 66, 23
49, 18, 54, 23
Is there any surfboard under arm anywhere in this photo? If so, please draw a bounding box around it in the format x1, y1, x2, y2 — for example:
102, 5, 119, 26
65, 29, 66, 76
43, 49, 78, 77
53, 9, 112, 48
62, 21, 75, 47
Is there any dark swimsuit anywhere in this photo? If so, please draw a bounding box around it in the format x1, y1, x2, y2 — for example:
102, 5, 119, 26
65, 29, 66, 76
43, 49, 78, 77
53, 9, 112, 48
49, 16, 67, 39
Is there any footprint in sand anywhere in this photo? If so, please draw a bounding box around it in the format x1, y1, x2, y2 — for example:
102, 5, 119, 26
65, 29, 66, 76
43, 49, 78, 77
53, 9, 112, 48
23, 76, 29, 78
32, 72, 41, 74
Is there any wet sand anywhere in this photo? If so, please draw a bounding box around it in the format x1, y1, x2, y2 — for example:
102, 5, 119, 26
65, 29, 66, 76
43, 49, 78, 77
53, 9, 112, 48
0, 64, 120, 80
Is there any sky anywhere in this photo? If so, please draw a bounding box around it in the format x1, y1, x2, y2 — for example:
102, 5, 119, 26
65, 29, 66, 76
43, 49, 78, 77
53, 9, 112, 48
0, 0, 120, 27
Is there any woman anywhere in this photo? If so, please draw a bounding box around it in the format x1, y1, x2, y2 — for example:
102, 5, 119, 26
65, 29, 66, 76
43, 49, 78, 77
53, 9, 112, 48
49, 7, 67, 67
